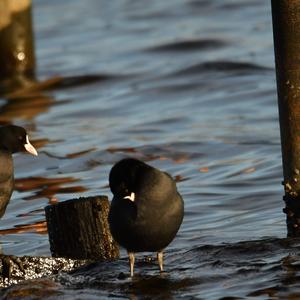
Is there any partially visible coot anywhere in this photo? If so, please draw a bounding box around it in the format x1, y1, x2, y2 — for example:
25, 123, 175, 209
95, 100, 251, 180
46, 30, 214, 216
108, 158, 184, 276
0, 125, 38, 218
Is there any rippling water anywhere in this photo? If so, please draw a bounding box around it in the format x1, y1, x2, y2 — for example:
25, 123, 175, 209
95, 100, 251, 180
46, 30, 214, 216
0, 0, 292, 299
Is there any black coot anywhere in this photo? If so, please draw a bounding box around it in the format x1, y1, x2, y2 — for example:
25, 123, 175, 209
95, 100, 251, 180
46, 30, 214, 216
108, 158, 184, 276
0, 125, 38, 217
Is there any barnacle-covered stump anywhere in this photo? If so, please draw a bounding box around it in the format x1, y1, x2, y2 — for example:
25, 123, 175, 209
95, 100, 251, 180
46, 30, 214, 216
45, 196, 119, 260
283, 192, 300, 237
271, 1, 300, 236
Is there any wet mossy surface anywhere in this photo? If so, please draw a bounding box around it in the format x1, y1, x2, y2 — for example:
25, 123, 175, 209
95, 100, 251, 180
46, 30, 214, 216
0, 256, 88, 288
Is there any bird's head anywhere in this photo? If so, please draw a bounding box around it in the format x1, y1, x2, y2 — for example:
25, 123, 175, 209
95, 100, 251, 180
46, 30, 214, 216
109, 158, 147, 202
0, 125, 38, 156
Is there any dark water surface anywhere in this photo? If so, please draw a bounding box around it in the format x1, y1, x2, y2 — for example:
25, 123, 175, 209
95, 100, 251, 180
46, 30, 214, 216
0, 0, 293, 299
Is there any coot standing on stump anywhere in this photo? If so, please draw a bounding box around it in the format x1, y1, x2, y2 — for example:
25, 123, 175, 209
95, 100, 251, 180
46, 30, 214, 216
0, 125, 38, 218
108, 158, 184, 276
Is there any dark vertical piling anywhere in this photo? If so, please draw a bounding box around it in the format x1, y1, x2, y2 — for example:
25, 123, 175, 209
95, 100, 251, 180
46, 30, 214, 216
0, 0, 35, 81
45, 196, 119, 260
271, 1, 300, 236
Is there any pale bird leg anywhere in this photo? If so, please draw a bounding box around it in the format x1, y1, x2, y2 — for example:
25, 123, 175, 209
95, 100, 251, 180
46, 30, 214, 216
157, 251, 164, 272
128, 252, 135, 277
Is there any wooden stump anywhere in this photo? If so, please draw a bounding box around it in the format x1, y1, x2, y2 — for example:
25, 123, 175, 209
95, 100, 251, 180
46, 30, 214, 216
45, 196, 119, 260
0, 0, 35, 83
271, 1, 300, 236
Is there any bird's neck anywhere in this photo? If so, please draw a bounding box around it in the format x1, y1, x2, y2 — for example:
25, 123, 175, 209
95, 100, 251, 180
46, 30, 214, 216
0, 151, 14, 181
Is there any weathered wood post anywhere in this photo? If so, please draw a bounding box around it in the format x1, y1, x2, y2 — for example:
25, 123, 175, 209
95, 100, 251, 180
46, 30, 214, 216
271, 1, 300, 236
45, 196, 119, 260
0, 0, 35, 81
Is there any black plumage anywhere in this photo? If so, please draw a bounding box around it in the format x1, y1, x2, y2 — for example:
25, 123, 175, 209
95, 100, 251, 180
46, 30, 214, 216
108, 158, 184, 276
0, 125, 38, 217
